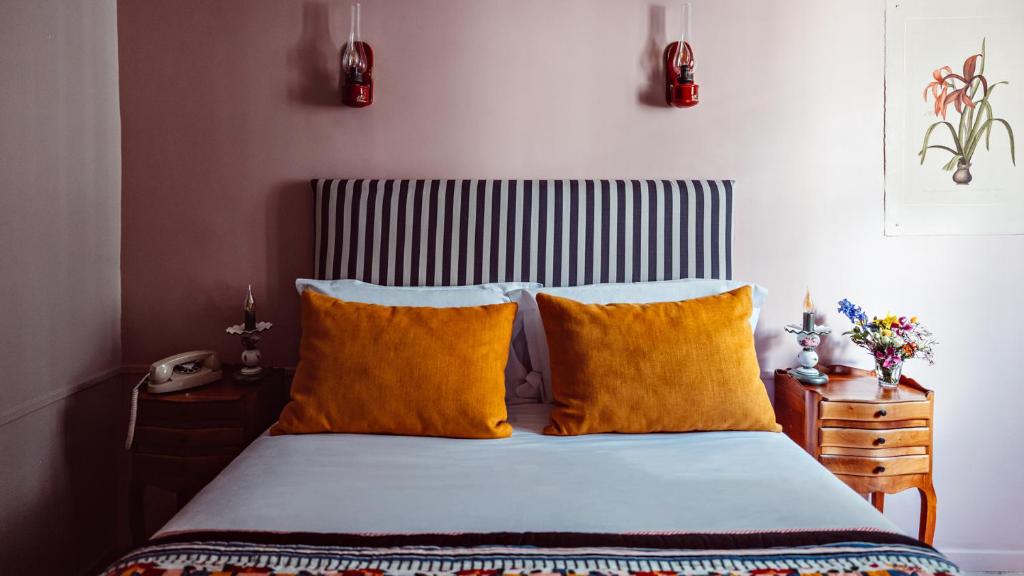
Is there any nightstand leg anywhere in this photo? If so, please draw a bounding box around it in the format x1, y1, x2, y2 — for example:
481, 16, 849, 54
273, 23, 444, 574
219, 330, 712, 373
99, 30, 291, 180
870, 492, 885, 513
918, 483, 937, 545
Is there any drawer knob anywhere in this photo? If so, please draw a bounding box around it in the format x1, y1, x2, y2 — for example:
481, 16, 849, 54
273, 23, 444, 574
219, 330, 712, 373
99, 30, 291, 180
875, 409, 888, 418
873, 465, 886, 474
874, 437, 886, 446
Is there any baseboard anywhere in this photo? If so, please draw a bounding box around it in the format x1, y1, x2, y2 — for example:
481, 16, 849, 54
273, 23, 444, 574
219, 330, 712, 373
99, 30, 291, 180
943, 548, 1024, 572
0, 365, 123, 428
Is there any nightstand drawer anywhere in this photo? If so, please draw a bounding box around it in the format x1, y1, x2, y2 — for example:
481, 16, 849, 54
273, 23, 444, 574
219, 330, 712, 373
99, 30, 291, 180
821, 454, 929, 477
820, 446, 927, 457
820, 427, 930, 449
138, 400, 245, 428
133, 426, 245, 455
819, 400, 930, 422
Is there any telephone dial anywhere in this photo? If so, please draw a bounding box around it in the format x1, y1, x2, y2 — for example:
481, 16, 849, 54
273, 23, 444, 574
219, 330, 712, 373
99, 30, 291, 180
125, 351, 222, 448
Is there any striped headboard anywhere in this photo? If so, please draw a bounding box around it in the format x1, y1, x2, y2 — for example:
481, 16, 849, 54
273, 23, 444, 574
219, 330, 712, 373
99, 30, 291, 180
312, 179, 733, 287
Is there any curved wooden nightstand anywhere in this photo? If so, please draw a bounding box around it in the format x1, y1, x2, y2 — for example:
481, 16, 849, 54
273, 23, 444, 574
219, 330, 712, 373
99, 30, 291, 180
774, 365, 936, 544
129, 368, 291, 543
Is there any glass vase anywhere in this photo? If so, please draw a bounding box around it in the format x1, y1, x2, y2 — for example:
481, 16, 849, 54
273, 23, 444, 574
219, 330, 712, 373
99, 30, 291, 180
874, 358, 903, 389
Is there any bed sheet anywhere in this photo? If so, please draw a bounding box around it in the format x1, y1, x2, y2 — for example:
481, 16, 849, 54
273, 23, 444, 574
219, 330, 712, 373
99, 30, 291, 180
159, 403, 898, 537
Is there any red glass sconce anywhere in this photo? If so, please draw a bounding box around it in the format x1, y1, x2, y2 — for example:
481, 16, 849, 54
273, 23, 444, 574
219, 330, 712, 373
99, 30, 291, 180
341, 3, 372, 108
664, 3, 698, 108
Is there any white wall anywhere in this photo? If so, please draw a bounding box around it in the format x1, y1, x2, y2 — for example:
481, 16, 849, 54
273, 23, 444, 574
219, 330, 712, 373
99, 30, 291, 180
721, 3, 1024, 568
0, 0, 124, 572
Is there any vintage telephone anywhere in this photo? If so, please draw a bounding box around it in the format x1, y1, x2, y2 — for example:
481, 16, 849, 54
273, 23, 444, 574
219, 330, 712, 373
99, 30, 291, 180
125, 351, 222, 448
146, 351, 222, 393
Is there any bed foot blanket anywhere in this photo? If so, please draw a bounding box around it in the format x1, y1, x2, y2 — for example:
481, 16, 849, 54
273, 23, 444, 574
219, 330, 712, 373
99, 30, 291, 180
103, 530, 959, 576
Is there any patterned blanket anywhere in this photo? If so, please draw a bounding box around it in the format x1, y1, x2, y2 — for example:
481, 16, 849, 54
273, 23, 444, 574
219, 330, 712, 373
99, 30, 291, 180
103, 530, 959, 576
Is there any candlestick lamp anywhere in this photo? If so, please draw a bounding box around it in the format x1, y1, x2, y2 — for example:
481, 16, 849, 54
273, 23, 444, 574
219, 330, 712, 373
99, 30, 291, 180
784, 289, 831, 385
226, 284, 272, 381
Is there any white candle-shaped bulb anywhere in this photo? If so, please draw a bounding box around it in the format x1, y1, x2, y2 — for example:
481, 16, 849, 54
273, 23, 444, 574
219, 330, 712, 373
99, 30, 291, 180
802, 289, 814, 331
244, 284, 256, 331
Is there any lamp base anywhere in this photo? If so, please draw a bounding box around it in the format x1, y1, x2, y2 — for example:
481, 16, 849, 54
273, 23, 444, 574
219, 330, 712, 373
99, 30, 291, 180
342, 81, 372, 107
233, 365, 265, 382
789, 366, 829, 385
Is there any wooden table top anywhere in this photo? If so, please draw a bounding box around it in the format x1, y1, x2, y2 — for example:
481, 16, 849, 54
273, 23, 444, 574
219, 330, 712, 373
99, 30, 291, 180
776, 365, 931, 403
138, 368, 289, 403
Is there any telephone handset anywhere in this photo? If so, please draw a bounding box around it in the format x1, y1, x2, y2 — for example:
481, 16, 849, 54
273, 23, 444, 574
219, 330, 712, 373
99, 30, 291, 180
147, 350, 223, 393
125, 351, 223, 449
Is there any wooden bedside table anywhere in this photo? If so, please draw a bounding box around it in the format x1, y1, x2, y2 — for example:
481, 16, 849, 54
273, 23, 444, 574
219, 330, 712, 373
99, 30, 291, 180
774, 365, 936, 544
129, 368, 291, 543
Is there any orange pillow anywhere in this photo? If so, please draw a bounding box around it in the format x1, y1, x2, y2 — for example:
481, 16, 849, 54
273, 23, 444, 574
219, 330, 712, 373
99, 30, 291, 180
272, 290, 516, 439
538, 286, 780, 435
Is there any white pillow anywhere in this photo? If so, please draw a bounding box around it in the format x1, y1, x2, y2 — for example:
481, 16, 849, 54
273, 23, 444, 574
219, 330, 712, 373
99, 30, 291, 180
295, 279, 543, 403
519, 279, 768, 403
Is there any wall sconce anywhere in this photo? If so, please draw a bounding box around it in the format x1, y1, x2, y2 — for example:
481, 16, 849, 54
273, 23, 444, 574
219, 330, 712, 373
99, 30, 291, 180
664, 3, 699, 108
341, 3, 373, 107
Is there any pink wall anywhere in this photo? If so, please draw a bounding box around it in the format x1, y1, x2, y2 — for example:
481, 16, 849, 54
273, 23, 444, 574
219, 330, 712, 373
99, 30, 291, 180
1, 0, 125, 571
117, 0, 1024, 568
1, 0, 121, 429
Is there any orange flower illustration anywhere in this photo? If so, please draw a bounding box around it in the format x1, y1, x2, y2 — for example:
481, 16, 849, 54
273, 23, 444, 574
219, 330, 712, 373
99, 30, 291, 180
923, 65, 953, 118
918, 38, 1015, 185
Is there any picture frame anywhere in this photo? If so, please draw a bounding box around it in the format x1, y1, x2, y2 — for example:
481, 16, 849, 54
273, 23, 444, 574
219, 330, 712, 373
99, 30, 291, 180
885, 0, 1022, 235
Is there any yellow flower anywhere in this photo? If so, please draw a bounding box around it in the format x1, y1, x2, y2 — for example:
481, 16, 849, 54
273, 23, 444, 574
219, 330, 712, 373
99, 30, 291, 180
911, 316, 919, 324
881, 329, 892, 337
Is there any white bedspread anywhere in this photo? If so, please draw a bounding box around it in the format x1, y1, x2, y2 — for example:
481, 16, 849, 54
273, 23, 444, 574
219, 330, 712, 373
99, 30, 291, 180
159, 404, 898, 536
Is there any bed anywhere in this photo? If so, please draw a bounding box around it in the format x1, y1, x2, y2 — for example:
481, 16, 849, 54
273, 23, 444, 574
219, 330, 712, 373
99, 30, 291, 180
103, 180, 958, 576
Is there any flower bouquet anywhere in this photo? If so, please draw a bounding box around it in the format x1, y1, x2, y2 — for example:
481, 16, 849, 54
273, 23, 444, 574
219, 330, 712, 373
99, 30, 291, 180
837, 299, 937, 389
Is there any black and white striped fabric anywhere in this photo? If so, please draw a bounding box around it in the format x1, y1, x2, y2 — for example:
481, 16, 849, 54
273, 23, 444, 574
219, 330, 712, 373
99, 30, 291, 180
312, 179, 733, 286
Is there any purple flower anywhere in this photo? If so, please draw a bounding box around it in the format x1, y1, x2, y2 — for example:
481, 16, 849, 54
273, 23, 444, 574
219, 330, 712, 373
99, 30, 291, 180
838, 299, 868, 324
874, 347, 901, 368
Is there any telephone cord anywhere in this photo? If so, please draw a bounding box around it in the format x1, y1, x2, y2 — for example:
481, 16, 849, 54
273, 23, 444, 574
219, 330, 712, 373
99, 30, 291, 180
124, 373, 150, 450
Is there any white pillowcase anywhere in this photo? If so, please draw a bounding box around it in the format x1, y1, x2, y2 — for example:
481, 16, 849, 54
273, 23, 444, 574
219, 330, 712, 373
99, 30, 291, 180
519, 279, 768, 403
294, 279, 544, 403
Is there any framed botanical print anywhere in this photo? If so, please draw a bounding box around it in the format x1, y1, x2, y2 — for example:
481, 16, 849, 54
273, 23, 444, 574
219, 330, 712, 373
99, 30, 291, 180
885, 0, 1022, 235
